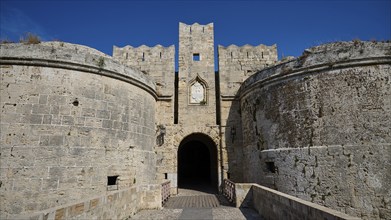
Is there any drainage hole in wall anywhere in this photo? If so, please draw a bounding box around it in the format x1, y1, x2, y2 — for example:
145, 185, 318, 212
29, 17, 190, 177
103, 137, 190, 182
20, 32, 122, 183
266, 161, 277, 173
72, 99, 79, 106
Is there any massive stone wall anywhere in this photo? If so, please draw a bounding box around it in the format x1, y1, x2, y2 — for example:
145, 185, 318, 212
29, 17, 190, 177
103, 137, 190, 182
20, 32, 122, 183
0, 42, 158, 219
113, 46, 176, 184
238, 41, 391, 219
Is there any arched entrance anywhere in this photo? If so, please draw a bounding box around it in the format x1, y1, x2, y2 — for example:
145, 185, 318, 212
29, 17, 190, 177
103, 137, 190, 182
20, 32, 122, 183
178, 133, 218, 193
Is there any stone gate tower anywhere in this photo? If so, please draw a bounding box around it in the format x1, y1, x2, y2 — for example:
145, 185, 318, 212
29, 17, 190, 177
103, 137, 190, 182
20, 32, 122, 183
178, 22, 217, 124
112, 22, 278, 194
175, 23, 220, 191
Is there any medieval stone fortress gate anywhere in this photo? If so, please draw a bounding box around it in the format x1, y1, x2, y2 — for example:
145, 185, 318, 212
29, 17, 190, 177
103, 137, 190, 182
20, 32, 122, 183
0, 22, 390, 219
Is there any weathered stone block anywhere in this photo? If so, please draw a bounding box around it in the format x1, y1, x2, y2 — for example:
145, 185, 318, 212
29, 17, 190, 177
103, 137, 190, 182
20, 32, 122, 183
68, 202, 84, 217
81, 108, 96, 117
62, 116, 74, 125
42, 178, 59, 190
42, 115, 52, 124
49, 135, 64, 146
32, 104, 51, 114
96, 110, 110, 119
84, 118, 102, 127
59, 105, 71, 115
102, 119, 112, 129
0, 113, 20, 123
50, 106, 60, 114
55, 208, 65, 220
48, 95, 66, 105
38, 94, 48, 105
16, 104, 32, 114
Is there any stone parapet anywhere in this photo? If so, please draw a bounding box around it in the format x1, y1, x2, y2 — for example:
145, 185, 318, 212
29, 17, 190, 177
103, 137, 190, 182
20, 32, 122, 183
0, 42, 156, 98
246, 183, 361, 220
239, 41, 391, 96
11, 184, 161, 220
113, 44, 175, 97
218, 44, 277, 97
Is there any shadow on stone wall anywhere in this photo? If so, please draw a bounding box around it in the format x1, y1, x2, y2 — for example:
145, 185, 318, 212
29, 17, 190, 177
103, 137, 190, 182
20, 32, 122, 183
224, 41, 391, 220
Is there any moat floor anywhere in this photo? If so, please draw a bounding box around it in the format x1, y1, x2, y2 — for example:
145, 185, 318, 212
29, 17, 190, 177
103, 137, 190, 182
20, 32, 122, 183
129, 187, 262, 220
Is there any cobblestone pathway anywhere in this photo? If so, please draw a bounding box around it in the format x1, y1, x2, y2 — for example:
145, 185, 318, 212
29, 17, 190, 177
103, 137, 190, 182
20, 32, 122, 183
129, 188, 262, 220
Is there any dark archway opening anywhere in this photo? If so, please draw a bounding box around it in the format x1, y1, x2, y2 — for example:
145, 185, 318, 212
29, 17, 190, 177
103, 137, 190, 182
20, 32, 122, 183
178, 134, 218, 193
178, 141, 210, 184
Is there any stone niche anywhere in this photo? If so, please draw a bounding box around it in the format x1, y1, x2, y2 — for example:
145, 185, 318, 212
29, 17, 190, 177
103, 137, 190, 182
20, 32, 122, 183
188, 76, 208, 105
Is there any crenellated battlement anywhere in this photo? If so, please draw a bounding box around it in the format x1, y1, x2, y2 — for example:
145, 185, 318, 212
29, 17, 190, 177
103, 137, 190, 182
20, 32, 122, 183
179, 22, 214, 36
113, 44, 175, 97
218, 44, 277, 61
113, 44, 175, 64
218, 43, 278, 97
178, 22, 214, 74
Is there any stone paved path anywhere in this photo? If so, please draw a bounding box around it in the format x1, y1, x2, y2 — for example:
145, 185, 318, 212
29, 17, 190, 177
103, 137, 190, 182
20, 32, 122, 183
164, 195, 220, 208
129, 207, 261, 220
129, 188, 262, 220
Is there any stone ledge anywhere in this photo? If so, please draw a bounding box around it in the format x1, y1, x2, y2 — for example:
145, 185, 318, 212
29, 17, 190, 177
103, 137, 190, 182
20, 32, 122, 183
0, 42, 157, 99
238, 41, 391, 99
235, 183, 361, 220
10, 184, 161, 220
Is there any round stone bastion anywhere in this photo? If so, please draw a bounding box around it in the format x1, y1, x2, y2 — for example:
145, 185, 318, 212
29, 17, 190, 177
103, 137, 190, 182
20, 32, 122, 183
238, 41, 391, 219
0, 42, 157, 218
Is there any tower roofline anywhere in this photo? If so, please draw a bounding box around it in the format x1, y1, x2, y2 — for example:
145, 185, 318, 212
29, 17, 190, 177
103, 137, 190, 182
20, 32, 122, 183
218, 44, 277, 49
179, 22, 214, 27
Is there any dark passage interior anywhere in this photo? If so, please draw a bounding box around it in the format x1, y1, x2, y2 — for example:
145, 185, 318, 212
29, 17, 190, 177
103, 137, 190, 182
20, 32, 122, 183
178, 141, 210, 184
178, 134, 218, 193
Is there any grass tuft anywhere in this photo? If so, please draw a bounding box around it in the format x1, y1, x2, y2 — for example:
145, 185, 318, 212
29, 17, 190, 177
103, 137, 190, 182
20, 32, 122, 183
20, 33, 41, 44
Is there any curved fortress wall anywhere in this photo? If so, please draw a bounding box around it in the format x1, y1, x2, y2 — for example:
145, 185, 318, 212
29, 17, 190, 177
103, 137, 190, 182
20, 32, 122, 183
238, 42, 391, 219
0, 42, 158, 219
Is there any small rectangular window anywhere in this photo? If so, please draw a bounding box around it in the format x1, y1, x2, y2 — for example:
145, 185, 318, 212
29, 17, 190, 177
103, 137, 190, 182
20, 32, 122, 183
265, 162, 277, 173
107, 175, 119, 190
193, 53, 200, 61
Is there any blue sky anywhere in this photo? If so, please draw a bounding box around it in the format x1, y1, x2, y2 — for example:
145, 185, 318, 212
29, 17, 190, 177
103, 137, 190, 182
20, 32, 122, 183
1, 0, 390, 63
